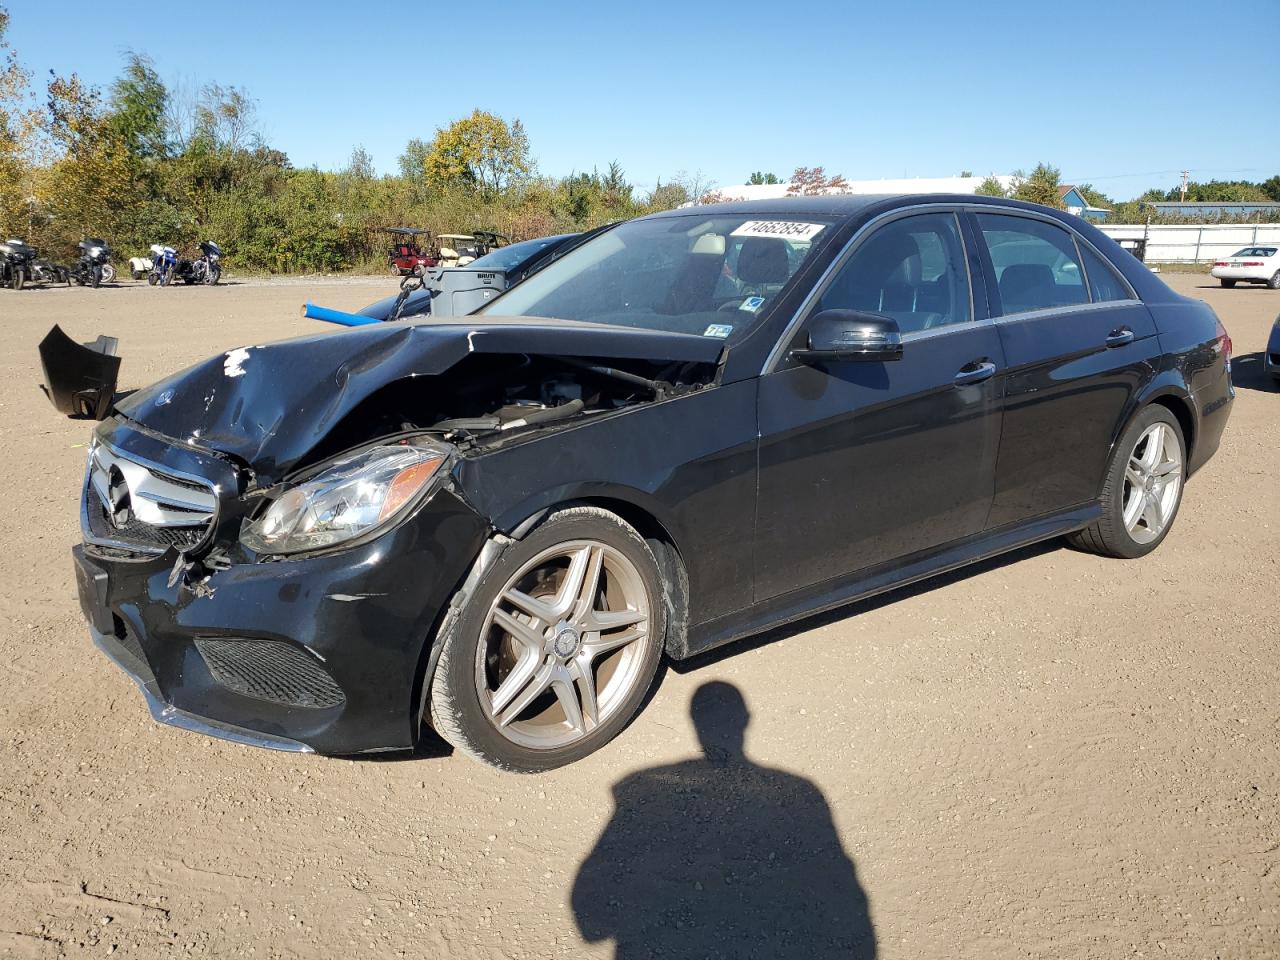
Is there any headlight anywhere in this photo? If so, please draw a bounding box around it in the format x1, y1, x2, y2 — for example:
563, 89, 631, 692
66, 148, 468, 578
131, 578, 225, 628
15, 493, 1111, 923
241, 444, 448, 555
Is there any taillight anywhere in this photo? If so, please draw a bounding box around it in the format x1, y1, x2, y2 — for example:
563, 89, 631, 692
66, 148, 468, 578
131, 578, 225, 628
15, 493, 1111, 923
1242, 261, 1264, 267
1215, 318, 1232, 364
1213, 261, 1228, 267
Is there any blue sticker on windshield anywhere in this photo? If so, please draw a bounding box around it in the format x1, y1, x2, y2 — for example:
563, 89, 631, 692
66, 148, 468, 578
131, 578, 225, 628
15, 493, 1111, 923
703, 323, 733, 339
739, 296, 765, 312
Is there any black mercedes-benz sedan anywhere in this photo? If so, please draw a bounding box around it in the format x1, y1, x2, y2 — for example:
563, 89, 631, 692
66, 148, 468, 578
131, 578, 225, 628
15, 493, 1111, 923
64, 195, 1233, 771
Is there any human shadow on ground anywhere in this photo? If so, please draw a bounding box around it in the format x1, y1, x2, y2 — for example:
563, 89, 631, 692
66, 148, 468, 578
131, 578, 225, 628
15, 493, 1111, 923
572, 681, 877, 959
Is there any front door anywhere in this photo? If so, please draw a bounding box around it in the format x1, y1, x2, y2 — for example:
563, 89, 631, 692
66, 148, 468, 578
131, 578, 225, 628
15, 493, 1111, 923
754, 211, 1004, 601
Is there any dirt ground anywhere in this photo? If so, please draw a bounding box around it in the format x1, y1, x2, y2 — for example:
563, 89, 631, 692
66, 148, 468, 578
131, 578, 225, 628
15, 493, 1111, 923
0, 272, 1276, 959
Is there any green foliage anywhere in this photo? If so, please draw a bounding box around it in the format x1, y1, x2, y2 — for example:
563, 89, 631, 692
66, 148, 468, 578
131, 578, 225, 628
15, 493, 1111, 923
1166, 179, 1270, 203
108, 53, 167, 159
747, 171, 780, 185
1010, 163, 1064, 209
975, 176, 1006, 198
416, 110, 532, 195
1075, 183, 1111, 208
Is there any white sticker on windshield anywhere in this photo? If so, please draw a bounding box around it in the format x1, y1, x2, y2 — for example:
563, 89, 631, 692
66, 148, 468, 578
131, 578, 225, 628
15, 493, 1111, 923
739, 296, 765, 312
703, 323, 734, 339
730, 220, 825, 242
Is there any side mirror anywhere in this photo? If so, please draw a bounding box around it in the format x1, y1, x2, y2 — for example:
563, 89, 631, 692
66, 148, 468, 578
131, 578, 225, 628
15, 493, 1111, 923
791, 310, 903, 363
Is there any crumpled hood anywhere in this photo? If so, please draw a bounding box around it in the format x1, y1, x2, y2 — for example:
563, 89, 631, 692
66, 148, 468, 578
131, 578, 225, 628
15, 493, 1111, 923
116, 318, 723, 483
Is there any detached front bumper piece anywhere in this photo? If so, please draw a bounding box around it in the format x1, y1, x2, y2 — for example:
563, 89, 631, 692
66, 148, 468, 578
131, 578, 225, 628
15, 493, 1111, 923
73, 483, 488, 755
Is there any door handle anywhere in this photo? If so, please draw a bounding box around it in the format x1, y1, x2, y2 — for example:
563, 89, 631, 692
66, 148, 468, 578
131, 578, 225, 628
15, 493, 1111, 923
954, 360, 996, 386
1105, 327, 1135, 348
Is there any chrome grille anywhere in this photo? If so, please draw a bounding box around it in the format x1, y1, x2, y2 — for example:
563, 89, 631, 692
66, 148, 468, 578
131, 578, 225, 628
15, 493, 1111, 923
84, 443, 217, 553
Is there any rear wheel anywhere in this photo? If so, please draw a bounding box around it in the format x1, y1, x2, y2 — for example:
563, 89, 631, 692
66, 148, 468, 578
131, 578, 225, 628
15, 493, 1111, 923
1068, 406, 1185, 559
1220, 279, 1236, 288
1268, 271, 1280, 290
429, 506, 665, 772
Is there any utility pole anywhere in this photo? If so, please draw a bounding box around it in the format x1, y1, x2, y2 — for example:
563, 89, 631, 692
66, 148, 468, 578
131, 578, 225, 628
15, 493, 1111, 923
1179, 170, 1189, 202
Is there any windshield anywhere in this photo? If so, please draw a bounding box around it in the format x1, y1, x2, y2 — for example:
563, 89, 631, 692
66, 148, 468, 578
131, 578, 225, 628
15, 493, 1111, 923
476, 214, 833, 340
468, 234, 573, 273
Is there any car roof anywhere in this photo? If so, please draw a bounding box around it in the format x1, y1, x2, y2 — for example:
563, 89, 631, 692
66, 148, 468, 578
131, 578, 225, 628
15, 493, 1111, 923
642, 193, 1075, 222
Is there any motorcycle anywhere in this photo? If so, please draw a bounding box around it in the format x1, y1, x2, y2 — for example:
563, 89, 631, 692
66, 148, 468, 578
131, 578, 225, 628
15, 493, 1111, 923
146, 240, 222, 286
68, 239, 116, 288
146, 244, 178, 286
0, 238, 37, 290
29, 256, 70, 286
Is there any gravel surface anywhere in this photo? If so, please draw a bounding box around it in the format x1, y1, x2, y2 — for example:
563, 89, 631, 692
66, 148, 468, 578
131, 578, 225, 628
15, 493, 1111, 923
0, 273, 1276, 959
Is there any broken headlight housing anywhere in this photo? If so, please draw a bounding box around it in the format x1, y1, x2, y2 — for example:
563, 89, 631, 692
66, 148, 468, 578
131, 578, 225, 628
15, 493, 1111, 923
241, 444, 449, 555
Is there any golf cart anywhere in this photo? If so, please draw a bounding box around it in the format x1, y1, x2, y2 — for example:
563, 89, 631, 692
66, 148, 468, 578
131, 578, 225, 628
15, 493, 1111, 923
435, 232, 509, 267
383, 227, 437, 276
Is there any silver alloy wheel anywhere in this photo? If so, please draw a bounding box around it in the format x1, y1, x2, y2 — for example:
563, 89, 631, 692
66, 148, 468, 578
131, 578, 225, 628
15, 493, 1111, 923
1122, 421, 1182, 544
474, 540, 652, 750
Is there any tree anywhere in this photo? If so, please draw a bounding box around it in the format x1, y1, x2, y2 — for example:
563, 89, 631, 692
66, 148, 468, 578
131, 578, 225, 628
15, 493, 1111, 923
345, 145, 374, 180
959, 170, 974, 178
975, 175, 1006, 197
108, 52, 167, 160
0, 5, 36, 235
1262, 175, 1280, 202
1010, 163, 1064, 208
786, 166, 849, 196
747, 171, 780, 185
416, 110, 532, 195
1075, 183, 1111, 208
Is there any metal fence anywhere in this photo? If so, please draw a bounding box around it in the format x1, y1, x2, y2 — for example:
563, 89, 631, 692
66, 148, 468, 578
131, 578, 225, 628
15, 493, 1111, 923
1098, 223, 1280, 263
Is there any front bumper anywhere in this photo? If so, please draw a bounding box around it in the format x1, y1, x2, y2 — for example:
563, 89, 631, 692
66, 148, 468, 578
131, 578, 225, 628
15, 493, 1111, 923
74, 487, 488, 755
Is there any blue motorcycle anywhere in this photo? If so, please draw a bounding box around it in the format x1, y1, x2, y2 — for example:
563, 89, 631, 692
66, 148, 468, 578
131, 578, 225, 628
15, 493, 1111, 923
147, 244, 178, 286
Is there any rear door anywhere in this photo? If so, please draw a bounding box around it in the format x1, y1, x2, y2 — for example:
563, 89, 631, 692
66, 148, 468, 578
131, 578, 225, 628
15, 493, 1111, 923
968, 211, 1158, 529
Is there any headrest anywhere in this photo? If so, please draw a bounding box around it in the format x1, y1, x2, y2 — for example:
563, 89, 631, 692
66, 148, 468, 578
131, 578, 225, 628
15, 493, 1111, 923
737, 238, 790, 284
691, 234, 726, 256
999, 263, 1054, 305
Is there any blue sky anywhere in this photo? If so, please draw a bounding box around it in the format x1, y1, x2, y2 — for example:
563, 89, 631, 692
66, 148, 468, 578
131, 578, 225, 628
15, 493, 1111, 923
6, 0, 1274, 201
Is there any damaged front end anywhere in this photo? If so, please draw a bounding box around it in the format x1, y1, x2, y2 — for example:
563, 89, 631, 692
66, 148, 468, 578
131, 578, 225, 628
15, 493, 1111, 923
65, 318, 721, 754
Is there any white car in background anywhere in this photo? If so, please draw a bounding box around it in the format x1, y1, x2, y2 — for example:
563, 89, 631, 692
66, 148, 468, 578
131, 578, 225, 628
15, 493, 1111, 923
1211, 246, 1280, 289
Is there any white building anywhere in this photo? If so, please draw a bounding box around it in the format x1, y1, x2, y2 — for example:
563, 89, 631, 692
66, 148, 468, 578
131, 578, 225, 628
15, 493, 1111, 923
701, 175, 1016, 203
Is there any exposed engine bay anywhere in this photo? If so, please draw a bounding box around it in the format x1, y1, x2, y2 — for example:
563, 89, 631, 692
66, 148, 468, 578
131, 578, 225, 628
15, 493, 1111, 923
306, 352, 717, 468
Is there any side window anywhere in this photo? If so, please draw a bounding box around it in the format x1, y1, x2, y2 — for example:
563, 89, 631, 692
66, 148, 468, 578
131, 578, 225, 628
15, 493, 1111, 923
1079, 245, 1131, 303
976, 214, 1089, 315
816, 213, 971, 334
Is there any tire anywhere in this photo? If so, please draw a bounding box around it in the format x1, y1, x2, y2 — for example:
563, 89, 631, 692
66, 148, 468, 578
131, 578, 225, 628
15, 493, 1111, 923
1220, 279, 1236, 288
100, 263, 115, 284
1268, 272, 1280, 290
206, 266, 220, 285
1067, 405, 1185, 559
132, 270, 143, 281
429, 506, 666, 772
11, 267, 23, 291
147, 272, 158, 286
91, 265, 101, 289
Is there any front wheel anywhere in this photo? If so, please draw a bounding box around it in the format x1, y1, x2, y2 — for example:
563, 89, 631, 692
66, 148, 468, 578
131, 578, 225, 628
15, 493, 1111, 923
100, 263, 115, 284
147, 272, 159, 286
205, 266, 220, 285
1220, 279, 1236, 288
11, 267, 23, 290
429, 506, 666, 772
1068, 406, 1185, 559
91, 265, 101, 288
1268, 271, 1280, 290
